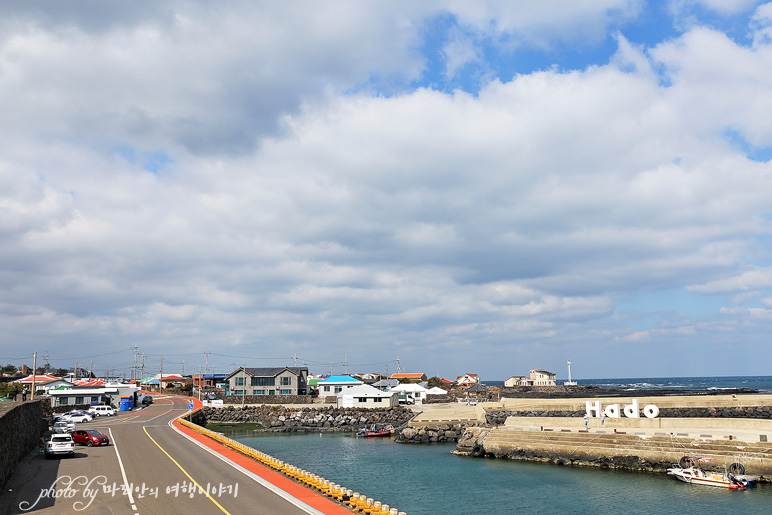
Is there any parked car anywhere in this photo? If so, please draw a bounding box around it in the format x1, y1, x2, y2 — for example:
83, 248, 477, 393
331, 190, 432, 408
72, 429, 110, 447
88, 405, 116, 417
141, 396, 153, 405
60, 410, 93, 423
45, 433, 75, 458
52, 420, 75, 433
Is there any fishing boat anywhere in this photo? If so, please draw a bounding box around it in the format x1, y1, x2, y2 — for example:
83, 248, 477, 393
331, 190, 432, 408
356, 424, 394, 438
667, 457, 755, 489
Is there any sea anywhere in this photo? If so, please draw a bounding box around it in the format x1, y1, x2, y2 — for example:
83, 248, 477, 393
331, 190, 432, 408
227, 376, 772, 515
486, 375, 772, 393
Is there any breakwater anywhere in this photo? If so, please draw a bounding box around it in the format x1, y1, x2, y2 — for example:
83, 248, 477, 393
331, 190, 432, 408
395, 423, 471, 443
485, 406, 772, 425
454, 423, 772, 480
194, 405, 414, 432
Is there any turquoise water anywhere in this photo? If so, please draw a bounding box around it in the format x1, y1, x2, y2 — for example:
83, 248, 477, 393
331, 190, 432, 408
232, 432, 772, 515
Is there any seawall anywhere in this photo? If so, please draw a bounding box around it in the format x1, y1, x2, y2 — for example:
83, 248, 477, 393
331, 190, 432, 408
194, 405, 414, 432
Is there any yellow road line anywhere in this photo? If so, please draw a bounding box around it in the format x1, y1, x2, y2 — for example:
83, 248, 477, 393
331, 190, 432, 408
143, 426, 232, 515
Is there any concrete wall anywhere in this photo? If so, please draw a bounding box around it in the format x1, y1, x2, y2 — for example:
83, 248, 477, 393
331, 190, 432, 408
0, 401, 47, 489
497, 394, 772, 411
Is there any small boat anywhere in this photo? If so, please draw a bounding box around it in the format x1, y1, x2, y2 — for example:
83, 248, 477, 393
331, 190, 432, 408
356, 424, 394, 438
667, 457, 755, 489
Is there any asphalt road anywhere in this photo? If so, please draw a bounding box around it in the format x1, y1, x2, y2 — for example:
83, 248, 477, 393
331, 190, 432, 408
0, 397, 336, 515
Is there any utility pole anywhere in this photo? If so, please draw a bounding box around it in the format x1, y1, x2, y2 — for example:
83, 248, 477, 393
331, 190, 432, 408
204, 349, 210, 378
160, 357, 164, 392
132, 344, 139, 382
106, 365, 109, 383
89, 361, 93, 378
31, 351, 37, 400
181, 360, 185, 376
344, 353, 348, 375
74, 360, 78, 381
198, 365, 203, 401
140, 353, 146, 380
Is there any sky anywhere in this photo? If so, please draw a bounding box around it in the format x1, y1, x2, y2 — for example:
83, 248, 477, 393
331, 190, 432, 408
1, 0, 772, 382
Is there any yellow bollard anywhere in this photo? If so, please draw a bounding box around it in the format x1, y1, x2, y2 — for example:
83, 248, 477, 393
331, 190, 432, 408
356, 494, 367, 512
380, 505, 389, 515
364, 497, 374, 514
372, 501, 381, 514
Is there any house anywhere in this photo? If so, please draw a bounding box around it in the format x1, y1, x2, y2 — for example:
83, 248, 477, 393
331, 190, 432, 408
456, 373, 479, 387
372, 379, 399, 390
352, 373, 382, 383
504, 376, 531, 387
530, 369, 557, 386
390, 373, 427, 383
317, 375, 364, 400
13, 374, 72, 395
192, 374, 228, 389
391, 383, 429, 404
337, 384, 398, 408
225, 367, 309, 396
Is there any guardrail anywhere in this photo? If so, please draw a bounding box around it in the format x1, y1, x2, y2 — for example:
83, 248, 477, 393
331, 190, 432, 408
177, 408, 406, 515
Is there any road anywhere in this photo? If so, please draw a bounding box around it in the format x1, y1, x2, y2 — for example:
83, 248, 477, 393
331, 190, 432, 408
0, 396, 350, 515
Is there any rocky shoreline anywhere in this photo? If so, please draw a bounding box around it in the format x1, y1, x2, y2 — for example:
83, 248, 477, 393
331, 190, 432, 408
193, 405, 414, 433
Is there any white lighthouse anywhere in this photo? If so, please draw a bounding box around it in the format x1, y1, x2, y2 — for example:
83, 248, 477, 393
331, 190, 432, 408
564, 360, 577, 386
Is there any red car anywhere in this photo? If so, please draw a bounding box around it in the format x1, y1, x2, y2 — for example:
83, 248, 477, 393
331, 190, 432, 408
72, 429, 110, 446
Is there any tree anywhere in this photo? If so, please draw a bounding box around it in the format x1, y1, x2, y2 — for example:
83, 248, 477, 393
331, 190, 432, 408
427, 377, 448, 390
1, 364, 17, 375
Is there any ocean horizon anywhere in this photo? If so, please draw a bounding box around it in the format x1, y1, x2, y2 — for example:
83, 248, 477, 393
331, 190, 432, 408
483, 375, 772, 393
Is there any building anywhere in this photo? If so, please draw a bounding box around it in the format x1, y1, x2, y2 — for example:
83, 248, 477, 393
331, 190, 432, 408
456, 373, 479, 386
337, 384, 398, 408
192, 374, 228, 389
47, 387, 119, 408
390, 373, 427, 383
225, 367, 309, 396
530, 369, 557, 386
316, 375, 363, 400
391, 383, 429, 404
504, 376, 531, 387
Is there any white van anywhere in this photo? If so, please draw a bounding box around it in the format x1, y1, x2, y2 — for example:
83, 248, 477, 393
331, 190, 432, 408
88, 405, 116, 417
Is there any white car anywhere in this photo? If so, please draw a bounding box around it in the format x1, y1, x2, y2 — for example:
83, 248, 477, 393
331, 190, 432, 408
88, 405, 116, 417
59, 410, 93, 423
45, 433, 75, 458
52, 420, 75, 433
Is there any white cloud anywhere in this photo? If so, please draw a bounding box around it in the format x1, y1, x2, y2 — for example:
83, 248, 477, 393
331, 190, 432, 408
2, 3, 772, 378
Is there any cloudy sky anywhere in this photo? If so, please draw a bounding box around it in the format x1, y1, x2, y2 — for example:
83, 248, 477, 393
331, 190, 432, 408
2, 1, 772, 381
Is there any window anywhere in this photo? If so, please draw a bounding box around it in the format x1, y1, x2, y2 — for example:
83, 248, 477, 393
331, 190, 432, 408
253, 390, 264, 395
91, 396, 99, 403
373, 397, 382, 403
356, 397, 367, 402
233, 390, 244, 395
280, 376, 292, 386
268, 390, 275, 396
75, 397, 84, 404
324, 386, 331, 392
235, 377, 245, 386
251, 377, 274, 387
60, 398, 69, 405
334, 386, 343, 394
280, 390, 291, 395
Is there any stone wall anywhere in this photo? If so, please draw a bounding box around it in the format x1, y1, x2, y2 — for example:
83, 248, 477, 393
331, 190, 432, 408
195, 405, 413, 432
0, 401, 48, 489
485, 406, 772, 425
395, 423, 472, 443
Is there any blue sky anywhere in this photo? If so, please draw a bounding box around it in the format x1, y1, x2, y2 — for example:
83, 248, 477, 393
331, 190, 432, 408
1, 1, 772, 381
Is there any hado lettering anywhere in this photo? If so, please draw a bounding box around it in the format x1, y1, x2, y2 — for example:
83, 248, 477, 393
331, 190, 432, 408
585, 399, 659, 419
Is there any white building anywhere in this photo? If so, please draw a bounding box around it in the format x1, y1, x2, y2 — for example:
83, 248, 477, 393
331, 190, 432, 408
337, 384, 398, 408
317, 375, 364, 400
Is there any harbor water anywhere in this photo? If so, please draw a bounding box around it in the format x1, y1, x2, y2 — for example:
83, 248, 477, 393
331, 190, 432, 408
232, 432, 772, 515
